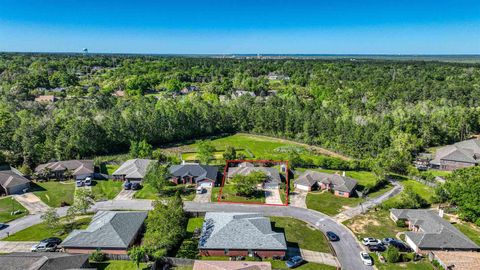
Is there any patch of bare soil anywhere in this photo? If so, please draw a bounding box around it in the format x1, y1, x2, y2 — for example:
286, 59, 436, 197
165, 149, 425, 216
348, 215, 380, 234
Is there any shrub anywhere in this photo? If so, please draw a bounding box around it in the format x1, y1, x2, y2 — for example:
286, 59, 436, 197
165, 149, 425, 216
176, 239, 199, 259
396, 219, 407, 227
384, 246, 400, 263
89, 250, 106, 262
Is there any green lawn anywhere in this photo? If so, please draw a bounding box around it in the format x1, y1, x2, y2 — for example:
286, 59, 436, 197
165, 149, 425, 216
306, 191, 363, 216
32, 181, 76, 207
214, 184, 265, 203
4, 216, 92, 241
270, 217, 331, 253
91, 180, 123, 201
187, 217, 204, 234
0, 197, 28, 223
134, 183, 196, 201
429, 170, 451, 177
370, 253, 434, 270
91, 260, 149, 270
344, 209, 407, 240
382, 179, 434, 209
105, 164, 120, 175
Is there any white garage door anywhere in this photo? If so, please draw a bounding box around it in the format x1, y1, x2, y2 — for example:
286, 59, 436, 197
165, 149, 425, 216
199, 182, 213, 187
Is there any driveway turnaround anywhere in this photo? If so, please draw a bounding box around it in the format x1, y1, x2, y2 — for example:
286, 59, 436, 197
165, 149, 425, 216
193, 187, 212, 203
13, 193, 49, 214
184, 202, 373, 270
334, 180, 403, 222
0, 241, 37, 252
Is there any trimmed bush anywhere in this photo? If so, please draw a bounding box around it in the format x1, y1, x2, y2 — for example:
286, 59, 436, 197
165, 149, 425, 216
89, 250, 106, 262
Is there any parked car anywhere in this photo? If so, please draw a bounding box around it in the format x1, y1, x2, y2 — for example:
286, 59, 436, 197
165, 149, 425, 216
131, 182, 141, 190
196, 186, 205, 194
368, 244, 386, 252
84, 177, 92, 186
359, 252, 373, 266
0, 223, 6, 230
31, 241, 57, 252
362, 237, 382, 246
326, 231, 340, 241
123, 181, 132, 190
389, 240, 412, 252
285, 256, 304, 268
75, 180, 84, 187
382, 237, 396, 245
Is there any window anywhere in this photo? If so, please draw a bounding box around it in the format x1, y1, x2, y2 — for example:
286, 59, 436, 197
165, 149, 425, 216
224, 249, 229, 255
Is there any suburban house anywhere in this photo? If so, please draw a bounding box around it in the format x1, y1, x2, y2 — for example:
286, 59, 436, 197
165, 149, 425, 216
0, 252, 90, 270
294, 170, 357, 197
180, 85, 199, 95
112, 159, 155, 183
61, 211, 147, 255
193, 260, 272, 270
0, 166, 30, 195
169, 164, 218, 187
199, 213, 287, 258
267, 72, 290, 81
232, 90, 256, 99
390, 209, 480, 253
34, 95, 57, 103
34, 160, 94, 180
430, 139, 480, 170
227, 162, 281, 189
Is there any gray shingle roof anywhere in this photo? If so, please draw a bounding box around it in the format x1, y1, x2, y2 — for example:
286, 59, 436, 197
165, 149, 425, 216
431, 139, 480, 165
199, 213, 287, 251
61, 211, 147, 249
228, 167, 281, 185
169, 164, 218, 182
0, 252, 89, 270
0, 167, 30, 189
294, 170, 357, 193
112, 159, 155, 179
390, 209, 480, 250
35, 160, 94, 176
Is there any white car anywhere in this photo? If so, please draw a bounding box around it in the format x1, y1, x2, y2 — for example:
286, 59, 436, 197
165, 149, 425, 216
359, 252, 373, 266
196, 186, 204, 194
362, 237, 382, 246
31, 242, 57, 252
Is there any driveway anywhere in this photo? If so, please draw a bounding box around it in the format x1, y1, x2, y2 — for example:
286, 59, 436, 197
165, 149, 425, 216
289, 188, 307, 208
13, 193, 49, 214
0, 241, 37, 252
264, 187, 283, 205
300, 248, 340, 268
334, 180, 403, 222
114, 189, 136, 200
193, 187, 211, 203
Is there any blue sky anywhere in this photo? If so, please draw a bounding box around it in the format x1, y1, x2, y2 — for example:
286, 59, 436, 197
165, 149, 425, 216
0, 0, 479, 54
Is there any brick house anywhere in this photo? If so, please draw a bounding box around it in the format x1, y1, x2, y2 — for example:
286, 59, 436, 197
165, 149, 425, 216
227, 162, 281, 189
112, 159, 155, 183
35, 160, 94, 181
199, 213, 287, 258
430, 139, 480, 171
168, 164, 218, 187
294, 170, 357, 197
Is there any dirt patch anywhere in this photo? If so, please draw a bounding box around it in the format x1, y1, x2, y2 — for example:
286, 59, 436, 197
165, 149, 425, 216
348, 216, 381, 234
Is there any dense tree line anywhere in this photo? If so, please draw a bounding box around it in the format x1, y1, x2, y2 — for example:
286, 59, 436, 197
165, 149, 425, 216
1, 53, 480, 170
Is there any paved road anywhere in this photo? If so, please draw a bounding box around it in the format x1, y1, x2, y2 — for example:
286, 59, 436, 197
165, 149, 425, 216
184, 202, 372, 270
334, 180, 404, 222
0, 241, 37, 252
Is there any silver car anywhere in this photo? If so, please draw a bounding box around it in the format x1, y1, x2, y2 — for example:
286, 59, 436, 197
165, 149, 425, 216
31, 242, 57, 252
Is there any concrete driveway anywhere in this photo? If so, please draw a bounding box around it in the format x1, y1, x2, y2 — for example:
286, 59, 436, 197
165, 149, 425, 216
0, 241, 37, 252
193, 187, 211, 203
300, 248, 340, 267
114, 189, 136, 200
13, 193, 49, 214
289, 189, 307, 208
264, 187, 283, 205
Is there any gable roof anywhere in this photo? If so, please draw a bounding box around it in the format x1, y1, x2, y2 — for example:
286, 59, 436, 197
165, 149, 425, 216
199, 212, 287, 251
169, 164, 218, 181
431, 139, 480, 165
0, 252, 89, 270
61, 211, 147, 249
35, 160, 94, 176
193, 260, 272, 270
227, 166, 281, 185
112, 159, 155, 179
390, 209, 479, 251
0, 166, 30, 189
294, 170, 357, 193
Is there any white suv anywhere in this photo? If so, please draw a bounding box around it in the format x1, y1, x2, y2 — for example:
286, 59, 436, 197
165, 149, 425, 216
359, 252, 373, 266
362, 237, 382, 246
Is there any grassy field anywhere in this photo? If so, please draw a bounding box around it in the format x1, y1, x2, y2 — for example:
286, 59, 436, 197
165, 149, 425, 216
91, 180, 123, 201
271, 217, 331, 253
134, 183, 196, 201
370, 253, 434, 270
344, 209, 407, 240
32, 181, 76, 207
105, 164, 120, 175
91, 260, 150, 270
306, 191, 364, 216
186, 217, 204, 234
4, 216, 92, 241
382, 179, 434, 209
0, 197, 28, 223
213, 184, 265, 203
